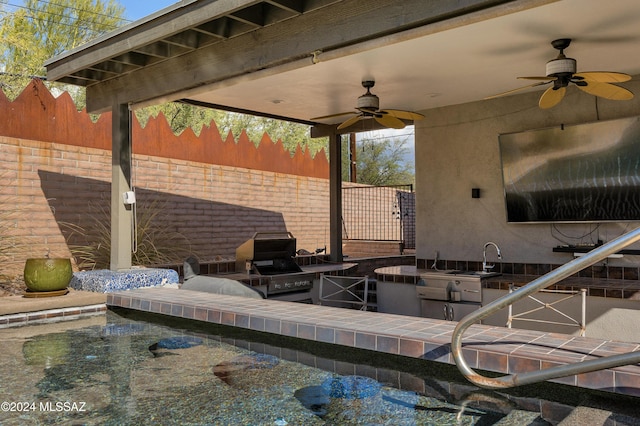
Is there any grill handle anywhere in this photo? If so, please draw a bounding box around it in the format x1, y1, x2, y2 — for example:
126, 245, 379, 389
252, 231, 295, 240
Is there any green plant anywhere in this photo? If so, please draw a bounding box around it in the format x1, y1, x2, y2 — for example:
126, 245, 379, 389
0, 207, 18, 267
64, 197, 192, 270
0, 175, 34, 294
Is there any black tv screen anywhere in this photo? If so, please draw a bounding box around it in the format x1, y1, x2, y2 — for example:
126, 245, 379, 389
499, 116, 640, 223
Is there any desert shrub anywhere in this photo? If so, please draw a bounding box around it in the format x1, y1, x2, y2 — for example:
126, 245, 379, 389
0, 172, 31, 293
64, 197, 192, 270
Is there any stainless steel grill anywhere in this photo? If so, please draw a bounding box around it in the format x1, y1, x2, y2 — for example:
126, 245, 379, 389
235, 232, 315, 299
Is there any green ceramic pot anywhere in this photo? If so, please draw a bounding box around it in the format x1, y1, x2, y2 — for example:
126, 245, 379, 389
23, 258, 73, 292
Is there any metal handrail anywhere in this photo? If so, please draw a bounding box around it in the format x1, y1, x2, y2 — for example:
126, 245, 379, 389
451, 226, 640, 389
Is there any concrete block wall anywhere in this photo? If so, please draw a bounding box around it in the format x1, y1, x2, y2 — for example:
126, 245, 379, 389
0, 136, 330, 276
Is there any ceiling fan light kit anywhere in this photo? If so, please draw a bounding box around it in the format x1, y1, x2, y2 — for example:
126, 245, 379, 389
356, 82, 380, 110
546, 57, 576, 76
356, 95, 379, 110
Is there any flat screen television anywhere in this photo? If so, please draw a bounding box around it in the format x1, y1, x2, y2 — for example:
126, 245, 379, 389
499, 116, 640, 223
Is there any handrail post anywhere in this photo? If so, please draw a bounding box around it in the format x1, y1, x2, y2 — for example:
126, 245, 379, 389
580, 288, 586, 337
506, 283, 514, 328
451, 226, 640, 389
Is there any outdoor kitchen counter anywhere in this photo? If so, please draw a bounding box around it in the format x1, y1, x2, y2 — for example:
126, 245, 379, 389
375, 265, 640, 299
375, 265, 640, 341
206, 262, 358, 287
375, 265, 519, 316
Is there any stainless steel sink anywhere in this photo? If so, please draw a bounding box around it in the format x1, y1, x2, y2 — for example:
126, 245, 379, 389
419, 269, 502, 280
445, 270, 502, 278
416, 271, 484, 307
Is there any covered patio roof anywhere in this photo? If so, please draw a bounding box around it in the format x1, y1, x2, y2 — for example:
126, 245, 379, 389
43, 0, 640, 270
45, 0, 640, 128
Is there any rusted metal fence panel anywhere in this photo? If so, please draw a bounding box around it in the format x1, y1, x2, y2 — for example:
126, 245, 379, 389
0, 79, 329, 179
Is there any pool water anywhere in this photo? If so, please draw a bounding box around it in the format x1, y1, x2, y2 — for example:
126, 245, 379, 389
0, 310, 637, 425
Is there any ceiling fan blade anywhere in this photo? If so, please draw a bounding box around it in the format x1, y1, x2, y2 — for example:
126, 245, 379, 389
539, 86, 566, 109
311, 111, 357, 120
374, 114, 405, 129
485, 81, 551, 100
574, 72, 632, 83
518, 76, 558, 81
383, 109, 425, 121
577, 82, 634, 100
337, 114, 364, 130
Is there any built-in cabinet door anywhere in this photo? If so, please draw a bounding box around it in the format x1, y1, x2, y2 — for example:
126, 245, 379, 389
447, 302, 480, 321
420, 300, 480, 321
420, 300, 449, 320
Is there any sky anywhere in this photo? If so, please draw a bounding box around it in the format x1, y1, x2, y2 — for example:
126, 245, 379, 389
3, 1, 180, 22
118, 0, 178, 22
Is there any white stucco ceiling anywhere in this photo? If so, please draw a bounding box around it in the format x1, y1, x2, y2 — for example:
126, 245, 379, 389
184, 0, 640, 125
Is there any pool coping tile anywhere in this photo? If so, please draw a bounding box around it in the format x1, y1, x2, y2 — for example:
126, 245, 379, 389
106, 287, 640, 398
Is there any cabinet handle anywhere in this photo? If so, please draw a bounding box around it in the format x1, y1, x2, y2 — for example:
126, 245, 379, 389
442, 305, 448, 320
448, 305, 455, 321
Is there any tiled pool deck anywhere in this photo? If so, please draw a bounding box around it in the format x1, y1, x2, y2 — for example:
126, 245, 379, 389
0, 289, 107, 328
107, 287, 640, 398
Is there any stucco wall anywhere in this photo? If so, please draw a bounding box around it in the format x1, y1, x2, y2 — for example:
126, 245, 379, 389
414, 79, 640, 268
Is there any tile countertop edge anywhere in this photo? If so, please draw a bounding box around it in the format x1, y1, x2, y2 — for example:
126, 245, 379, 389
374, 265, 640, 298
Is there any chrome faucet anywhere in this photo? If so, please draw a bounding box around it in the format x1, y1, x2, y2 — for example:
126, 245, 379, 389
482, 242, 502, 273
431, 250, 440, 270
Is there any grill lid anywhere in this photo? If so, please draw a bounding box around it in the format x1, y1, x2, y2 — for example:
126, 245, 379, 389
235, 232, 302, 274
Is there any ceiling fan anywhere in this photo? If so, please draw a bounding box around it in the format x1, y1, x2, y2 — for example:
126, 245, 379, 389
311, 80, 425, 130
487, 38, 634, 109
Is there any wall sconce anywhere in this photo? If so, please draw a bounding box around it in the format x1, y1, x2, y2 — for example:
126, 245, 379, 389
471, 188, 480, 198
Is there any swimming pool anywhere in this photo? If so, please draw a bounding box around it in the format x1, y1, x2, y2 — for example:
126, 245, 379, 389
0, 309, 638, 425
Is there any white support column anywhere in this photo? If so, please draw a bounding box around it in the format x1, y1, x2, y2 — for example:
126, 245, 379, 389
110, 103, 133, 271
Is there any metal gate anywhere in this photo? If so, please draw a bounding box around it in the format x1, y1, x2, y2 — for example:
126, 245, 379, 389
341, 184, 415, 250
